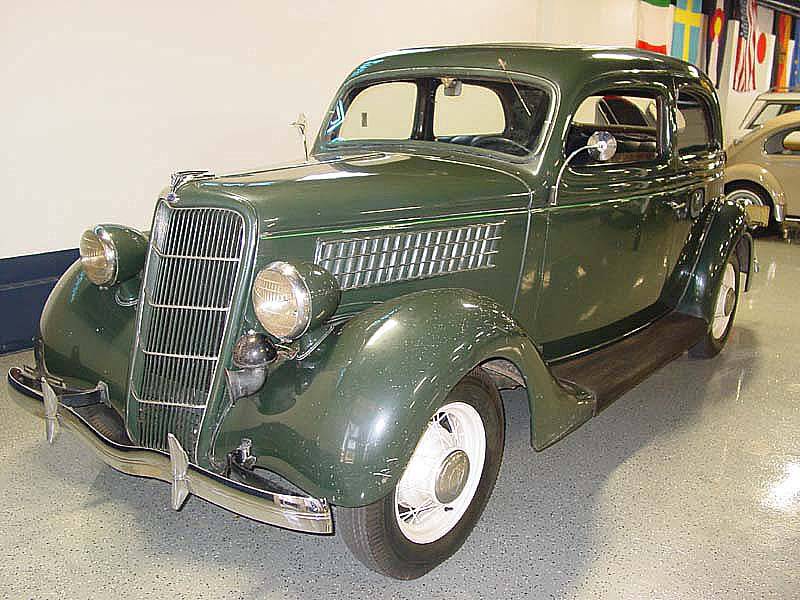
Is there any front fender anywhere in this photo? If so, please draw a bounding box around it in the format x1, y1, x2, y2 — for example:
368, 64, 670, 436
677, 198, 748, 323
215, 289, 593, 507
38, 260, 136, 415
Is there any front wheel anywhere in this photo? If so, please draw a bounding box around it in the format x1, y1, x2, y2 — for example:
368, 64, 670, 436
689, 252, 740, 359
338, 369, 504, 579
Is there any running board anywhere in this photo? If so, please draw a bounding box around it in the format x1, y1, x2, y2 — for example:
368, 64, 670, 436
550, 313, 707, 413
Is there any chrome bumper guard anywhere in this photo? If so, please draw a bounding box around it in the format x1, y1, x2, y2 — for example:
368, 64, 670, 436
6, 366, 333, 535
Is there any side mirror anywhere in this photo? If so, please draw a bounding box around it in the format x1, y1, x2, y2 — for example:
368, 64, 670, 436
586, 131, 617, 162
549, 130, 617, 206
290, 113, 309, 162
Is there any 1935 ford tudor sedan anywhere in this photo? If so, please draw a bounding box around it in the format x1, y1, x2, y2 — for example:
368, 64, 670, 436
7, 45, 755, 579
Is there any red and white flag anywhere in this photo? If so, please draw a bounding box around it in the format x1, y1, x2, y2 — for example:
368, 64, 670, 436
636, 0, 673, 54
733, 0, 758, 92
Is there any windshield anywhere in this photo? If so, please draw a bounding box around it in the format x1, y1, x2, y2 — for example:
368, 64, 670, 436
746, 101, 800, 129
322, 76, 550, 157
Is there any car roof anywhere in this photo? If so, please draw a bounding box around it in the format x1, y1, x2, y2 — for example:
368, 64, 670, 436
755, 91, 800, 102
346, 44, 706, 90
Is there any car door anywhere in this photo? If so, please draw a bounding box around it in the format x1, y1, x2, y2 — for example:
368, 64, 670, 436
763, 126, 800, 216
533, 82, 675, 360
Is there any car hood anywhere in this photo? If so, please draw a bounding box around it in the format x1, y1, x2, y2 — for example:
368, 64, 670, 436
179, 151, 530, 238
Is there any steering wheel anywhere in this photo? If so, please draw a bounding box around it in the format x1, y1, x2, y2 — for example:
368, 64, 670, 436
470, 135, 529, 155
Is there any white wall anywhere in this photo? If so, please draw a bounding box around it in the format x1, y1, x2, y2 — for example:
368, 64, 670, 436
534, 0, 639, 46
1, 0, 543, 258
0, 0, 777, 258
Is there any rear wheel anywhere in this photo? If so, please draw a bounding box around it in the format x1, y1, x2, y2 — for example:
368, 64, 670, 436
689, 252, 740, 359
338, 369, 504, 580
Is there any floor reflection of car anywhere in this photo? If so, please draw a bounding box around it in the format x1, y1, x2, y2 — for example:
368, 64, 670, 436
732, 89, 800, 142
725, 110, 800, 229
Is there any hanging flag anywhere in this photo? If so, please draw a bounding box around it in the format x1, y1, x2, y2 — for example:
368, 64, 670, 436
772, 14, 792, 89
790, 18, 800, 87
733, 0, 758, 91
753, 4, 776, 91
637, 0, 673, 54
705, 0, 730, 87
671, 0, 705, 65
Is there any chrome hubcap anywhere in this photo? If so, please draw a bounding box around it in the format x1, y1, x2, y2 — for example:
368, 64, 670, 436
712, 262, 737, 339
728, 189, 763, 207
435, 450, 470, 504
394, 402, 486, 544
724, 287, 736, 317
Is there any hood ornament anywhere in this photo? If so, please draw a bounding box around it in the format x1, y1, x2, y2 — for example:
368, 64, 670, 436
165, 170, 216, 203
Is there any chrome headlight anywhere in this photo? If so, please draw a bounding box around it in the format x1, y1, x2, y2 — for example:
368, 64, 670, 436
80, 227, 117, 286
252, 261, 340, 340
79, 225, 148, 287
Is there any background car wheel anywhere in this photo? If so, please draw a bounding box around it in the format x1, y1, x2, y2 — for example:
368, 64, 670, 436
725, 182, 773, 233
689, 252, 740, 359
337, 368, 504, 580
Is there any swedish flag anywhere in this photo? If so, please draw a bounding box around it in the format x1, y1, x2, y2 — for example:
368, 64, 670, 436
671, 0, 705, 66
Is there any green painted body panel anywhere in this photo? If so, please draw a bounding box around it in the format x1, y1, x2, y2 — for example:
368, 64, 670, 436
31, 45, 745, 506
214, 289, 592, 506
40, 261, 136, 414
676, 198, 748, 322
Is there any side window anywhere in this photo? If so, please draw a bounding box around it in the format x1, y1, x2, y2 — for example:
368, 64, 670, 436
337, 82, 417, 141
433, 83, 505, 136
765, 128, 800, 155
676, 91, 714, 156
568, 91, 660, 165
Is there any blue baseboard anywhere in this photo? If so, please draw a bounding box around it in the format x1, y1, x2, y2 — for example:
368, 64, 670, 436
0, 249, 79, 354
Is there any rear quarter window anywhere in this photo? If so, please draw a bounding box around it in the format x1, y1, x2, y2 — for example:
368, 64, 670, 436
676, 91, 715, 156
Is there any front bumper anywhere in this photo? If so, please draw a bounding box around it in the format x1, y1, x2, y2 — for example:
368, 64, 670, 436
6, 366, 333, 535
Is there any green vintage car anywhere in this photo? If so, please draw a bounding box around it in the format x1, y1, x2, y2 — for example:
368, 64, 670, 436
8, 44, 754, 579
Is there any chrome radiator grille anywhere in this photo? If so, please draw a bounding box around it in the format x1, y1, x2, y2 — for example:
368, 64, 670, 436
128, 201, 246, 454
314, 221, 504, 291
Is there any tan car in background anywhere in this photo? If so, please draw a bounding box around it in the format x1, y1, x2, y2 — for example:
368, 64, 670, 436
725, 110, 800, 230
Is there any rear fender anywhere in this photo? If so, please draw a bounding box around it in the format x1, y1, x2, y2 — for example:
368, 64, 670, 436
677, 198, 749, 323
215, 288, 593, 507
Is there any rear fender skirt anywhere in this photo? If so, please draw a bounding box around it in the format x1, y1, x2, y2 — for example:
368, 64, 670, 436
214, 288, 594, 507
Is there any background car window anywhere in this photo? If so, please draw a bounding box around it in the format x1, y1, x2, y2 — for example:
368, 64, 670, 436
433, 83, 505, 136
750, 103, 800, 128
676, 92, 713, 155
568, 91, 659, 165
765, 128, 800, 154
337, 82, 417, 140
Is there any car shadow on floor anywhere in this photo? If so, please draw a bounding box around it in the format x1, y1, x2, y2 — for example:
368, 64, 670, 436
19, 326, 762, 598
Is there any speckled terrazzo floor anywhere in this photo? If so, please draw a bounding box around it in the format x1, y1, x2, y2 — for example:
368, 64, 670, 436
1, 237, 798, 600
